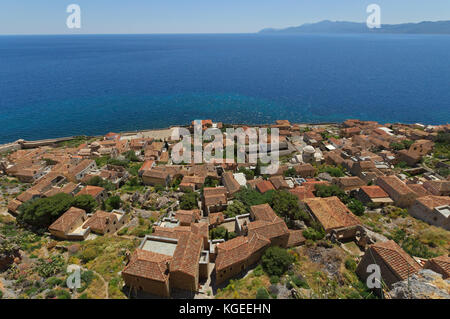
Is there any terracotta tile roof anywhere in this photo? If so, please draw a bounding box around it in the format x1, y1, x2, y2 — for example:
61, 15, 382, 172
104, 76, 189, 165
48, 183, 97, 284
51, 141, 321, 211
294, 163, 316, 174
377, 175, 415, 196
152, 225, 193, 240
425, 255, 450, 278
223, 171, 241, 195
203, 187, 227, 207
175, 209, 201, 225
360, 186, 390, 199
287, 230, 306, 247
215, 236, 249, 271
303, 196, 361, 232
170, 233, 203, 277
415, 195, 450, 210
139, 160, 154, 172
423, 180, 450, 195
123, 249, 171, 282
247, 219, 289, 241
370, 240, 422, 281
7, 199, 23, 213
250, 204, 279, 223
181, 175, 205, 186
289, 186, 316, 201
61, 182, 79, 194
209, 212, 225, 226
82, 210, 118, 233
247, 232, 271, 253
142, 168, 169, 180
407, 184, 432, 198
49, 207, 86, 233
302, 180, 330, 192
16, 190, 40, 202
77, 185, 105, 198
269, 176, 290, 190
191, 222, 209, 240
69, 159, 95, 176
255, 180, 275, 194
336, 176, 365, 188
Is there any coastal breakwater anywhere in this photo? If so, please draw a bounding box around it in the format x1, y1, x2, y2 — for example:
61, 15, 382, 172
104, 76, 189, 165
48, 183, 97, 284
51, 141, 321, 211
0, 136, 79, 153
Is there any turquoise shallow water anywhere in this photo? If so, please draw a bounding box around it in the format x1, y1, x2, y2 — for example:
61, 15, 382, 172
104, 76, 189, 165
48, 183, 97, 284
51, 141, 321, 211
0, 33, 449, 143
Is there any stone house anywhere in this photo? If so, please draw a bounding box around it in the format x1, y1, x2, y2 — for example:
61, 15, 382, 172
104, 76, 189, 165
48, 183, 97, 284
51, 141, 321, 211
376, 176, 417, 208
356, 186, 393, 207
48, 207, 90, 240
408, 196, 450, 230
356, 240, 422, 290
303, 196, 361, 240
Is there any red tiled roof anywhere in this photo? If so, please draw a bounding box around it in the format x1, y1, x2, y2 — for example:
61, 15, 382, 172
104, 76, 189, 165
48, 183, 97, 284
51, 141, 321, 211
304, 196, 361, 232
250, 204, 279, 223
256, 180, 275, 194
289, 186, 316, 201
122, 249, 171, 282
170, 233, 203, 277
49, 207, 86, 233
360, 186, 390, 199
77, 185, 105, 198
370, 240, 422, 281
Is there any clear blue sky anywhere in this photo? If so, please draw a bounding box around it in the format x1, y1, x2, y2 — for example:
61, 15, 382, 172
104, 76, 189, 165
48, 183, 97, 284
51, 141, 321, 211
1, 0, 449, 34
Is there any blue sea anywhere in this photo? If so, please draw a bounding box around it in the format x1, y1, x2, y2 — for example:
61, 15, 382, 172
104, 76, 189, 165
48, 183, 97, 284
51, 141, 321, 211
0, 33, 449, 144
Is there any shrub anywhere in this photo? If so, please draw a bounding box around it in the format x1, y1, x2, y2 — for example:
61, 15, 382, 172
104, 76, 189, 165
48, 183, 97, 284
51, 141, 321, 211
106, 195, 122, 210
79, 246, 100, 263
209, 227, 228, 240
224, 200, 247, 218
314, 184, 349, 203
55, 289, 71, 299
34, 255, 65, 278
179, 191, 199, 210
290, 275, 309, 289
203, 176, 219, 188
283, 167, 297, 177
18, 193, 74, 229
261, 246, 295, 277
344, 258, 357, 272
269, 190, 301, 222
255, 287, 270, 299
302, 227, 325, 241
72, 195, 98, 213
238, 167, 255, 180
86, 176, 115, 191
46, 277, 63, 288
269, 276, 279, 284
347, 199, 365, 216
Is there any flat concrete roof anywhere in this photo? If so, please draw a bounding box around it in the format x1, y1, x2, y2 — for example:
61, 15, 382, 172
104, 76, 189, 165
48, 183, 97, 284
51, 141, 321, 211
141, 238, 178, 256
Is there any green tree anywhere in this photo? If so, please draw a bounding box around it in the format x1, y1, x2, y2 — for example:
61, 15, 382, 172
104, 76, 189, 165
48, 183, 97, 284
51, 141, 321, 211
106, 195, 122, 210
283, 167, 297, 177
261, 246, 295, 277
18, 193, 74, 229
203, 176, 219, 188
224, 200, 247, 218
234, 188, 274, 209
314, 184, 349, 203
347, 199, 365, 216
209, 227, 228, 240
270, 190, 302, 222
179, 191, 199, 210
72, 195, 98, 213
238, 167, 255, 180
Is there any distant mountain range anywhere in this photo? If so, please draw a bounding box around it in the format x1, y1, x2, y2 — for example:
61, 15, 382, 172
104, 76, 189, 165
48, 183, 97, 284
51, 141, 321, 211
259, 20, 450, 34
